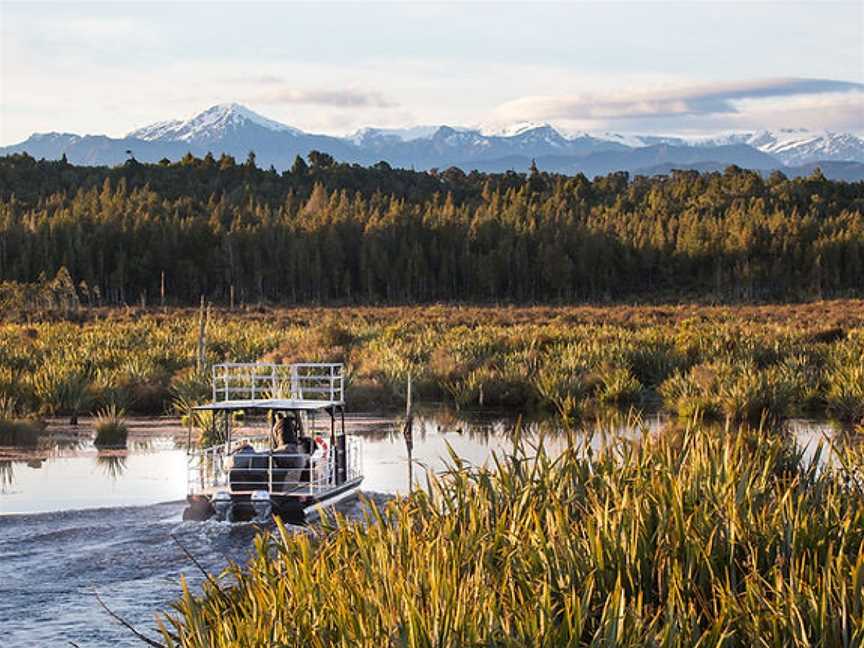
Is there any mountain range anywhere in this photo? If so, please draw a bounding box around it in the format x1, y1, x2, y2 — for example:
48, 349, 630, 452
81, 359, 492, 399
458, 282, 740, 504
3, 103, 864, 180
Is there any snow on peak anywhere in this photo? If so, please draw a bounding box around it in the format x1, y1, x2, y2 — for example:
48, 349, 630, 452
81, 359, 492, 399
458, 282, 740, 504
594, 132, 688, 147
350, 125, 442, 143
122, 105, 864, 166
128, 103, 300, 142
480, 122, 558, 137
698, 129, 864, 164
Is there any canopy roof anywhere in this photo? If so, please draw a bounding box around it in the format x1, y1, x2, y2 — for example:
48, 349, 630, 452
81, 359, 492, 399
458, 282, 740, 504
193, 398, 342, 412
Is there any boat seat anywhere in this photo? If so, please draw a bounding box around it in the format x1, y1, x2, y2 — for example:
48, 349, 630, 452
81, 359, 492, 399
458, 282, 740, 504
229, 446, 270, 491
228, 444, 311, 493
272, 443, 311, 490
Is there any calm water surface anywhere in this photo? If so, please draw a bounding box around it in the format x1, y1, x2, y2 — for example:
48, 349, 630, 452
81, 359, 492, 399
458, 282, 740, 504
0, 409, 846, 647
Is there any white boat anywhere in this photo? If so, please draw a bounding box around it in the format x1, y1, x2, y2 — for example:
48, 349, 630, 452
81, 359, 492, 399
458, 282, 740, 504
183, 362, 363, 523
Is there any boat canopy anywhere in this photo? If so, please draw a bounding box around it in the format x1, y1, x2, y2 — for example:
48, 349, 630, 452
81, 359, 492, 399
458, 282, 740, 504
193, 362, 345, 412
193, 398, 339, 412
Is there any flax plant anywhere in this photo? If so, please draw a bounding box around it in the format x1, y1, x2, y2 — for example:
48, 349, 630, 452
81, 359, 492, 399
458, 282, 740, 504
158, 423, 864, 647
0, 310, 862, 424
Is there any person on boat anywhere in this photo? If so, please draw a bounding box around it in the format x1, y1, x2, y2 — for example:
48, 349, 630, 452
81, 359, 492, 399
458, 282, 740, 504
272, 411, 305, 447
271, 412, 286, 447
230, 442, 265, 490
271, 412, 309, 485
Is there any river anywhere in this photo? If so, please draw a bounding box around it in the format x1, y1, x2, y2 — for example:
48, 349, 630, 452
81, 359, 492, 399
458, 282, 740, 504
0, 410, 843, 647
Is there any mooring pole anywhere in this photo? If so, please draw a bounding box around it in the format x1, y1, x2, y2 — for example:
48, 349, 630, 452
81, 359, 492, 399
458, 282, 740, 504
403, 374, 414, 490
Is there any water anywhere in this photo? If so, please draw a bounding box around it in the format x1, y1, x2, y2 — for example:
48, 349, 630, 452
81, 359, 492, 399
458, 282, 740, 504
0, 410, 845, 646
0, 502, 258, 647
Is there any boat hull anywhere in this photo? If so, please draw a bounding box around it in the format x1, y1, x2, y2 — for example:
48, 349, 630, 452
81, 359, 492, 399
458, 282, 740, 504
183, 478, 364, 524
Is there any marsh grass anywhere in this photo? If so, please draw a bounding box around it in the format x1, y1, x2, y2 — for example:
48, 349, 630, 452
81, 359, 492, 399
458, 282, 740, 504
0, 305, 863, 425
157, 423, 864, 647
30, 363, 93, 423
93, 404, 129, 448
0, 417, 45, 446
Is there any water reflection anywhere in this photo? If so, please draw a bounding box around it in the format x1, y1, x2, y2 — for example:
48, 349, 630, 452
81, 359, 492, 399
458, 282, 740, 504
0, 427, 177, 506
0, 460, 13, 493
0, 408, 859, 514
96, 452, 129, 479
361, 407, 668, 494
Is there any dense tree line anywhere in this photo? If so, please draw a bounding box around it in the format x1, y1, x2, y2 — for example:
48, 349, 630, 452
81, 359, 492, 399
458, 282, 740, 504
0, 152, 862, 305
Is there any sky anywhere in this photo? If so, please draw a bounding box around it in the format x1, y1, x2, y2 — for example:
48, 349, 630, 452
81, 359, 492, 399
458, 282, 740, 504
1, 1, 862, 144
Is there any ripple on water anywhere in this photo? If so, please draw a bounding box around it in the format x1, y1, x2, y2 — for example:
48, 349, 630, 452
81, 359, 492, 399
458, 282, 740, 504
0, 493, 393, 647
0, 501, 261, 647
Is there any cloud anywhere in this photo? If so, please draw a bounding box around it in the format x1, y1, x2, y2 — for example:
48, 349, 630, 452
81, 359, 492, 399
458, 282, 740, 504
494, 78, 864, 125
248, 78, 397, 109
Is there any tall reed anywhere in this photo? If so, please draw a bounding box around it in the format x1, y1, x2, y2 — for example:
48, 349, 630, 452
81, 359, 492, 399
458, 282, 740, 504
158, 423, 864, 647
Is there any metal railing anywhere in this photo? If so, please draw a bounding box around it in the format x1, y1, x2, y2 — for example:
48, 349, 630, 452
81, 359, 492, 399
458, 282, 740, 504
344, 435, 363, 485
211, 363, 344, 404
187, 435, 363, 497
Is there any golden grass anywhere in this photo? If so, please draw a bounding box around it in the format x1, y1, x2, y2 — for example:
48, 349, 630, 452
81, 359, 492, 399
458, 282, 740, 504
158, 422, 864, 647
0, 302, 862, 425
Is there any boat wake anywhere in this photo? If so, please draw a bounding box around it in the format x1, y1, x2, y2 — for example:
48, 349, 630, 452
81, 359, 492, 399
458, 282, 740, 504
0, 492, 393, 647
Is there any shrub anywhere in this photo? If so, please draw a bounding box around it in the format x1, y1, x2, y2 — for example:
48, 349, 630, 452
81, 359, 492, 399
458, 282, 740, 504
93, 405, 128, 448
29, 363, 93, 423
662, 359, 805, 423
658, 368, 721, 419
0, 418, 45, 446
825, 364, 864, 423
596, 365, 643, 405
533, 363, 589, 420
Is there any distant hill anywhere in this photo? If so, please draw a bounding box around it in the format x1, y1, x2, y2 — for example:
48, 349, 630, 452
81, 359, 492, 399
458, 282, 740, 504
3, 103, 864, 180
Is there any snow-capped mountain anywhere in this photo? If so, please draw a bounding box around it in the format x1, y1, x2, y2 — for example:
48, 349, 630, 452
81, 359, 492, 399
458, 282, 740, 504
498, 124, 570, 149
128, 103, 302, 143
481, 121, 562, 137
595, 132, 689, 148
3, 104, 863, 179
697, 129, 864, 165
350, 125, 444, 144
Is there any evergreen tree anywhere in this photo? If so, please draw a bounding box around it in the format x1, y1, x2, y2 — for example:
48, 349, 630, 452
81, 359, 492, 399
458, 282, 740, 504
0, 153, 861, 304
291, 155, 309, 176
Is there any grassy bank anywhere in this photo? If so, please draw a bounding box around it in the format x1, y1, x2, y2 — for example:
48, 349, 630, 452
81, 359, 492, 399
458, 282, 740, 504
0, 302, 863, 427
157, 423, 864, 647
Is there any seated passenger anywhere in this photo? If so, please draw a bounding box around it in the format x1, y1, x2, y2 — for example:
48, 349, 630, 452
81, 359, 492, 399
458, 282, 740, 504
229, 443, 268, 490
272, 412, 310, 485
272, 411, 303, 447
231, 442, 256, 469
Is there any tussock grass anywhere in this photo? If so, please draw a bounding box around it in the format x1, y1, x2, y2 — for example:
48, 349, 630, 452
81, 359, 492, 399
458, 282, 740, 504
1, 304, 863, 425
0, 417, 45, 446
93, 405, 129, 448
158, 424, 864, 647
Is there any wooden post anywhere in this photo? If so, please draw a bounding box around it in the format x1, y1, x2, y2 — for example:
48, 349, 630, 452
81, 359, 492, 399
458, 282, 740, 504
186, 407, 193, 454
160, 271, 166, 308
402, 373, 414, 490
406, 373, 413, 418
196, 296, 208, 374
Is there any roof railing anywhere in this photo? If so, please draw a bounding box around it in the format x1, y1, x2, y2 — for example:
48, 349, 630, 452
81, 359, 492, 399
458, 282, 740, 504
211, 363, 344, 404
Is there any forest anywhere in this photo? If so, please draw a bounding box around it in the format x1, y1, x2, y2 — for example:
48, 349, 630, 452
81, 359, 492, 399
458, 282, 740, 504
0, 151, 862, 307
